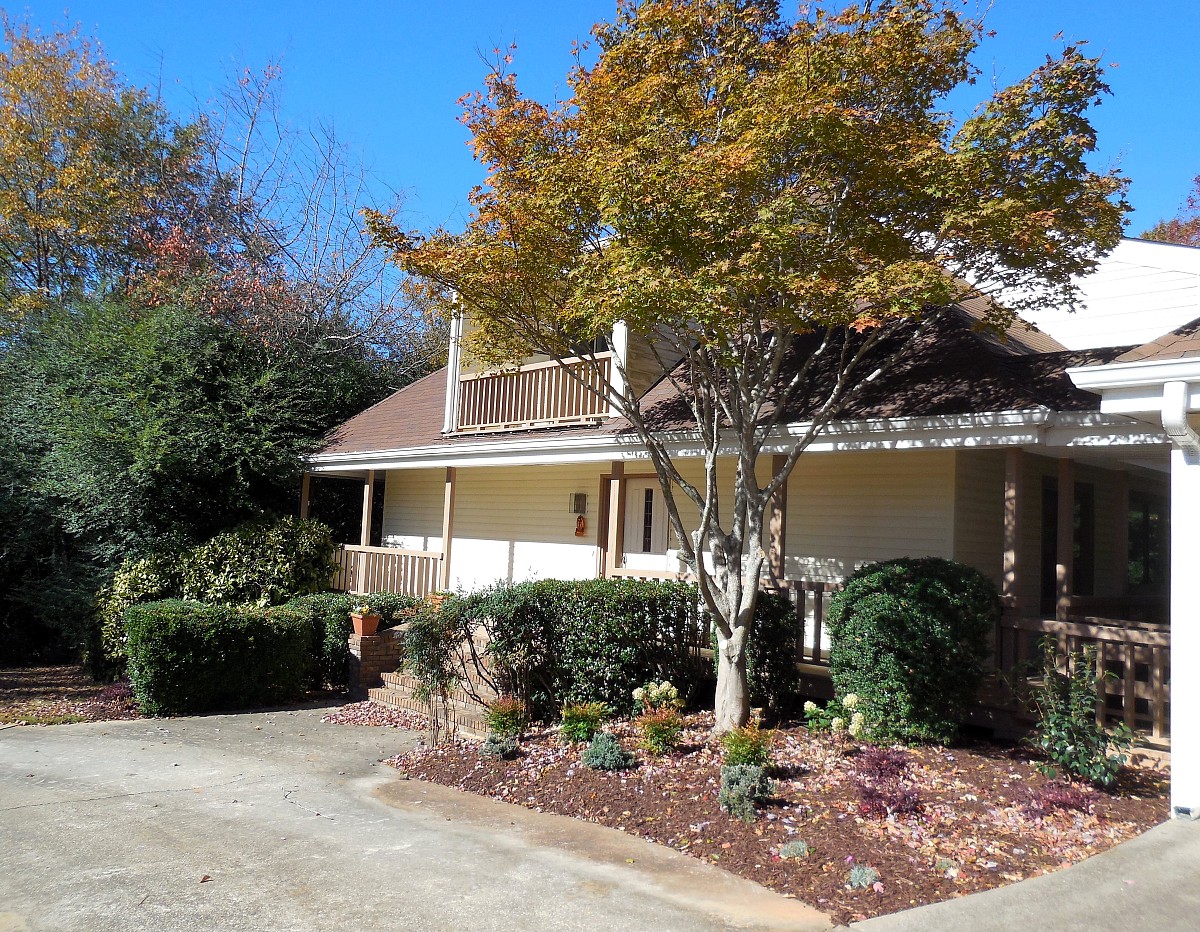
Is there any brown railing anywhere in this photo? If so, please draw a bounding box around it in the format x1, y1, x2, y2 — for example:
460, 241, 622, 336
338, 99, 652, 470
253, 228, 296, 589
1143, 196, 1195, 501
769, 579, 843, 666
457, 354, 612, 433
997, 614, 1170, 741
333, 545, 442, 598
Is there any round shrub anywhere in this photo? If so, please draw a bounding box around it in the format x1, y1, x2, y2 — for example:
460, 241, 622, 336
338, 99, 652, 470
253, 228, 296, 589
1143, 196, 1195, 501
825, 557, 999, 745
581, 732, 636, 771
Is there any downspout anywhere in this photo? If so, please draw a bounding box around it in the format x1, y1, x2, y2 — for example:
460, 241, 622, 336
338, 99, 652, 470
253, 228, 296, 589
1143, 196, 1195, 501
1162, 380, 1200, 456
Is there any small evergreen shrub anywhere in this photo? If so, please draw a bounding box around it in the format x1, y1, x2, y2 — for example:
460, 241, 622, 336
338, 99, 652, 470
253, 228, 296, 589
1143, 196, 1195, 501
720, 723, 773, 767
125, 600, 313, 715
560, 701, 610, 743
486, 696, 528, 738
581, 732, 636, 771
636, 707, 683, 755
848, 865, 880, 889
1028, 641, 1132, 787
778, 839, 811, 859
826, 557, 999, 745
718, 763, 773, 822
480, 732, 520, 760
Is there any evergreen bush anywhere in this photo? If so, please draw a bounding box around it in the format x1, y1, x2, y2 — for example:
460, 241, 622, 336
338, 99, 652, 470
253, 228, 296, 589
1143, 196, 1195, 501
825, 557, 998, 745
581, 732, 636, 771
718, 763, 773, 822
125, 600, 312, 715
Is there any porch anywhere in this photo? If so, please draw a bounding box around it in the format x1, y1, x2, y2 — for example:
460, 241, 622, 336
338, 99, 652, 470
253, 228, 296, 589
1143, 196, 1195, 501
305, 442, 1173, 747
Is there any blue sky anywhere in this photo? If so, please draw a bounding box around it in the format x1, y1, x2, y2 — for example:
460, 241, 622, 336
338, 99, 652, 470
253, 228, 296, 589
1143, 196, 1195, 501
20, 1, 1200, 235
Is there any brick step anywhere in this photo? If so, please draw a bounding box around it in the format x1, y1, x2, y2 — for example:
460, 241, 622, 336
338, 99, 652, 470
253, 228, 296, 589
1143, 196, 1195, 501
381, 671, 498, 707
368, 686, 488, 738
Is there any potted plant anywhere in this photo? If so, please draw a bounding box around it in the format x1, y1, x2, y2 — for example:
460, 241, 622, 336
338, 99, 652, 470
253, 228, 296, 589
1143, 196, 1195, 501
350, 603, 382, 637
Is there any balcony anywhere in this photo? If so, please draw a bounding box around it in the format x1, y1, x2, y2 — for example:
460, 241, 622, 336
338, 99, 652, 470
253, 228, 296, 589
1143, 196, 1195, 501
456, 353, 613, 433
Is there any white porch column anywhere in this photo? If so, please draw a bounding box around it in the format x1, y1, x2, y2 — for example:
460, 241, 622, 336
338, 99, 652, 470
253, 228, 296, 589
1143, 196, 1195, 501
442, 309, 465, 434
359, 470, 375, 547
1171, 444, 1200, 816
609, 320, 629, 413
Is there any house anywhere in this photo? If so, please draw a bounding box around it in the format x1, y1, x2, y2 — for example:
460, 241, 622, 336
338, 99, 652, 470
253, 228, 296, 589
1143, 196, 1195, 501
304, 237, 1200, 816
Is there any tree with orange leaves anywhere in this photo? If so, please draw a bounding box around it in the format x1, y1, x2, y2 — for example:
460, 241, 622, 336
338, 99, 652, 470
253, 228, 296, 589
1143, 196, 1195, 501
367, 0, 1128, 733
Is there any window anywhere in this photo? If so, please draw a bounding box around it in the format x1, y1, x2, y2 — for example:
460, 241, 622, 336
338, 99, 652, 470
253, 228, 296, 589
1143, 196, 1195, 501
1129, 491, 1169, 591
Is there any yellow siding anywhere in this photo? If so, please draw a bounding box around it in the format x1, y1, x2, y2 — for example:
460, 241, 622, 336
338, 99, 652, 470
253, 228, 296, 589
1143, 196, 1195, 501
783, 449, 956, 582
952, 450, 1006, 586
448, 463, 604, 591
381, 469, 446, 551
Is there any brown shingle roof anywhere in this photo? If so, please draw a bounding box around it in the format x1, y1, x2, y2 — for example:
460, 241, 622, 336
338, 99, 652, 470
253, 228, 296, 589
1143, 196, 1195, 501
1115, 317, 1200, 363
317, 308, 1124, 458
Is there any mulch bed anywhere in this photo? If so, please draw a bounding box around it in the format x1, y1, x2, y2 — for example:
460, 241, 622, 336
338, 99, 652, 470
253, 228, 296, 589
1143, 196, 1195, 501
0, 665, 139, 725
384, 712, 1168, 926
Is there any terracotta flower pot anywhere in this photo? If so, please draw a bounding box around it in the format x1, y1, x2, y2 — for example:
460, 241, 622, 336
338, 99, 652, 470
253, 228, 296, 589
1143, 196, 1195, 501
351, 612, 382, 637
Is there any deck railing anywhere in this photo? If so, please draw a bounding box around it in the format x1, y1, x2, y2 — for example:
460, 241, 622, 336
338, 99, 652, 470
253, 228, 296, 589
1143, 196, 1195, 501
457, 354, 613, 433
333, 545, 442, 598
997, 613, 1170, 741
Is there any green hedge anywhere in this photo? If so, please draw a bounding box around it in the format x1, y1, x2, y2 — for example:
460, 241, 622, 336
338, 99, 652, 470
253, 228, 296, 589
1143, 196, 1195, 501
826, 557, 998, 745
95, 517, 336, 677
449, 578, 799, 720
447, 579, 705, 719
284, 591, 423, 689
743, 588, 802, 715
125, 600, 313, 715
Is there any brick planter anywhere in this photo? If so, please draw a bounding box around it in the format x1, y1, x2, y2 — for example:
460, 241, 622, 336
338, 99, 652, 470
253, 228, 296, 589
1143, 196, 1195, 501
347, 627, 403, 697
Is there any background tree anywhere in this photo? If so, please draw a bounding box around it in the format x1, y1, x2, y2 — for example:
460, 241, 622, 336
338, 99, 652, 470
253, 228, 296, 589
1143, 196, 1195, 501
1141, 174, 1200, 246
0, 19, 446, 663
368, 0, 1128, 731
0, 14, 207, 317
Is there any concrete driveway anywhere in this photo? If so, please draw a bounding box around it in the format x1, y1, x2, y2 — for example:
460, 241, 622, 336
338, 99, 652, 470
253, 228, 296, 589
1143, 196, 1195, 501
0, 708, 829, 932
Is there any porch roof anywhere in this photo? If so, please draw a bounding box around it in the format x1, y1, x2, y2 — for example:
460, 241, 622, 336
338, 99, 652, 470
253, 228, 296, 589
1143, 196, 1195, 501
315, 308, 1131, 461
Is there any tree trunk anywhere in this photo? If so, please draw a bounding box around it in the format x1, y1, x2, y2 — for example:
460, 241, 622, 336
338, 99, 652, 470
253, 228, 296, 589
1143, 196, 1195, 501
713, 626, 751, 733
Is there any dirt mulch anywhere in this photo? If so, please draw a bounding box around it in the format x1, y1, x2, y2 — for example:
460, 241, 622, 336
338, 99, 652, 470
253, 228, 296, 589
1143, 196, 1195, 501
0, 665, 139, 725
386, 712, 1167, 926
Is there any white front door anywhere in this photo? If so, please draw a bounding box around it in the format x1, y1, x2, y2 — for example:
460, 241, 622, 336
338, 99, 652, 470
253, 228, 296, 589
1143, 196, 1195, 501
622, 478, 671, 571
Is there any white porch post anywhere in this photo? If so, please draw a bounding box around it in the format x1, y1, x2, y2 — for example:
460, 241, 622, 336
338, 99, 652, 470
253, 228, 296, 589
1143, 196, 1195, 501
442, 309, 464, 434
360, 470, 375, 547
1171, 444, 1200, 816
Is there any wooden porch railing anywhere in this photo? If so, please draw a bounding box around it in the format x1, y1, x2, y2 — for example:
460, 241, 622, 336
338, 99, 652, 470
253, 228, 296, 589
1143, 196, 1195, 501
332, 544, 442, 598
997, 614, 1171, 741
457, 354, 613, 433
768, 579, 842, 667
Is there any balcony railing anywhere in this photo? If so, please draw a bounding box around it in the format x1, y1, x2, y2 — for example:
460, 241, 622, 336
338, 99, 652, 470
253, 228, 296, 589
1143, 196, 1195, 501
457, 353, 612, 433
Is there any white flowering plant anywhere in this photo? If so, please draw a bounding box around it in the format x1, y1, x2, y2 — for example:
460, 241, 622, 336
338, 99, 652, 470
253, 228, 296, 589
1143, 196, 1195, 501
804, 693, 876, 742
632, 680, 682, 712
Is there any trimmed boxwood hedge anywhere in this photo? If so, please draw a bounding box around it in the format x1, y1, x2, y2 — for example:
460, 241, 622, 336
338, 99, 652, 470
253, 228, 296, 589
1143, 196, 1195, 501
825, 557, 999, 745
125, 600, 314, 715
283, 591, 423, 689
449, 578, 800, 720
